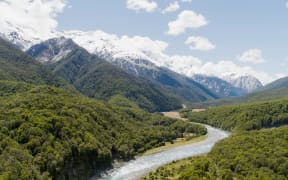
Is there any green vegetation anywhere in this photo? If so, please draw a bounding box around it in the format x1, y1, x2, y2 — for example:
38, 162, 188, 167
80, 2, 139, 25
28, 40, 182, 112
143, 135, 208, 156
188, 76, 288, 108
183, 99, 288, 131
0, 38, 67, 88
0, 81, 206, 179
145, 99, 288, 179
144, 126, 288, 180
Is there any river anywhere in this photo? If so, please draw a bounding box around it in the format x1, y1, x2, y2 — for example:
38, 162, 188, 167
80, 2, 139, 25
94, 112, 229, 180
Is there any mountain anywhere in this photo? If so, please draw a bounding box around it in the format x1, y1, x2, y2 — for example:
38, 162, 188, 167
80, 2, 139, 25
191, 74, 246, 97
0, 37, 67, 88
222, 74, 263, 93
27, 37, 78, 63
240, 76, 288, 102
232, 76, 288, 103
189, 76, 288, 108
0, 23, 263, 96
260, 76, 288, 91
27, 37, 182, 112
60, 31, 219, 103
1, 27, 254, 100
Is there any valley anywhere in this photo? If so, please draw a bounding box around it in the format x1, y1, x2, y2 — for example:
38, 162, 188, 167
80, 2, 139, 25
97, 115, 229, 180
1, 2, 288, 179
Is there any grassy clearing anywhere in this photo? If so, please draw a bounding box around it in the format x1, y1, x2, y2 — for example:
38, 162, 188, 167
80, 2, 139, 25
142, 135, 208, 156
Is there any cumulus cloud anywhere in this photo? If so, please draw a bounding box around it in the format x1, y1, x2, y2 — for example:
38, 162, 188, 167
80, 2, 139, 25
162, 1, 180, 14
126, 0, 158, 13
0, 0, 66, 38
194, 61, 272, 83
167, 10, 208, 36
120, 36, 168, 54
238, 49, 265, 64
185, 36, 216, 51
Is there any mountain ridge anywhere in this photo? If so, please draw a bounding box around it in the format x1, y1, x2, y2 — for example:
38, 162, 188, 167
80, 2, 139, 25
27, 37, 182, 112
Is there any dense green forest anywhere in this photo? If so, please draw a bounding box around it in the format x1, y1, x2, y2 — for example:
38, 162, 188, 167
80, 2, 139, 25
183, 99, 288, 131
144, 99, 288, 179
0, 81, 206, 179
144, 126, 288, 180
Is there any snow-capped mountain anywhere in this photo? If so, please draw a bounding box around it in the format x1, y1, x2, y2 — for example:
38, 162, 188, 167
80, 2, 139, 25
0, 21, 263, 96
61, 31, 160, 76
26, 37, 78, 63
222, 74, 263, 93
192, 74, 247, 97
27, 37, 219, 102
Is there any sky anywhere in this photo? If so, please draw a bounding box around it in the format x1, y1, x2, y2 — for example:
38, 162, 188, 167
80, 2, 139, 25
1, 0, 288, 84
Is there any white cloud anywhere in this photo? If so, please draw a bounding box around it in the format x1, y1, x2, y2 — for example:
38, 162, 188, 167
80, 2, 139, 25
286, 1, 288, 8
167, 10, 208, 36
185, 36, 215, 51
0, 0, 66, 39
182, 0, 192, 3
194, 61, 272, 83
238, 49, 265, 64
126, 0, 158, 13
120, 36, 168, 54
162, 1, 180, 14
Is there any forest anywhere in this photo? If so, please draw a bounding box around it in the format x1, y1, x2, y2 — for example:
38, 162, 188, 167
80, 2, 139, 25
0, 81, 206, 179
182, 99, 288, 131
144, 126, 288, 180
145, 99, 288, 179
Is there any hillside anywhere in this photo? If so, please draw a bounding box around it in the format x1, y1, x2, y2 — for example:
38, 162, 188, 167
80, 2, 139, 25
145, 127, 288, 180
0, 37, 67, 88
0, 81, 206, 179
183, 99, 288, 131
188, 78, 288, 108
192, 74, 246, 97
27, 38, 182, 112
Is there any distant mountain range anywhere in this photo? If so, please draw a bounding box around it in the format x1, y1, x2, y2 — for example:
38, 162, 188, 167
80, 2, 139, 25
0, 23, 264, 99
191, 74, 246, 97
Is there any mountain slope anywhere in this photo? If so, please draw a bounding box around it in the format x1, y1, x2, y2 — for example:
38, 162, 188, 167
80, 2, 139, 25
239, 76, 288, 102
185, 99, 288, 131
27, 38, 182, 112
0, 37, 67, 88
107, 57, 219, 102
260, 76, 288, 91
192, 74, 246, 97
60, 31, 219, 102
223, 74, 263, 93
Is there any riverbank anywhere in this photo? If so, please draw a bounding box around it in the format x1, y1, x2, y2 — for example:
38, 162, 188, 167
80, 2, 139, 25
142, 111, 208, 156
142, 135, 208, 156
97, 122, 229, 179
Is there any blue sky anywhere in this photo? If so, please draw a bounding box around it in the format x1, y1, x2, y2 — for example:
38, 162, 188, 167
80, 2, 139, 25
55, 0, 288, 83
1, 0, 287, 83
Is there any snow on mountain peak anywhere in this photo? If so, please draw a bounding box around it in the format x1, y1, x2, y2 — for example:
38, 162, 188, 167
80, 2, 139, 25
0, 20, 264, 92
26, 37, 77, 63
222, 73, 263, 92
